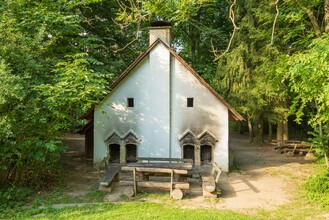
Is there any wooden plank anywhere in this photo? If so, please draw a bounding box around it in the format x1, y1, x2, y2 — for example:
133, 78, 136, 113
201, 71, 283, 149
126, 162, 192, 170
119, 181, 190, 190
211, 161, 222, 183
133, 168, 137, 196
99, 166, 120, 186
138, 157, 193, 163
121, 166, 188, 174
202, 190, 217, 198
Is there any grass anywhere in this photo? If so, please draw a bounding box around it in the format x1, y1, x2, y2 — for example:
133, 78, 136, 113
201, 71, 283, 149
256, 164, 329, 220
8, 202, 254, 220
31, 185, 106, 206
2, 157, 329, 219
256, 195, 329, 220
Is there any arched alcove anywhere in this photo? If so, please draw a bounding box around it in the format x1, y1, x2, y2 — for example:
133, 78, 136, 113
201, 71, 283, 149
200, 145, 212, 164
126, 144, 137, 163
183, 144, 195, 162
109, 144, 120, 163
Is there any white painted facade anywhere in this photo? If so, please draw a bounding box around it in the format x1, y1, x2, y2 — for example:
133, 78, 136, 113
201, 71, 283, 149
93, 38, 240, 171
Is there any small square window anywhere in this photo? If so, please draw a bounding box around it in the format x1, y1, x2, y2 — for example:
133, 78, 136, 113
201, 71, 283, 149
187, 98, 194, 107
127, 98, 134, 107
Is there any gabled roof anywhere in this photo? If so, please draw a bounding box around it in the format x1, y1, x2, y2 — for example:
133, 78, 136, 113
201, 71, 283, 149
83, 38, 244, 121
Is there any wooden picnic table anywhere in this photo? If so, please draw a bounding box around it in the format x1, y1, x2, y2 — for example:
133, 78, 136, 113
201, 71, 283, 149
274, 140, 312, 156
121, 159, 192, 199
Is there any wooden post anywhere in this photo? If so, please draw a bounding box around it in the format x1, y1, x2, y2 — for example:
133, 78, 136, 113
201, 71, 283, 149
171, 189, 183, 200
123, 186, 135, 197
170, 169, 173, 196
133, 168, 137, 196
283, 119, 289, 141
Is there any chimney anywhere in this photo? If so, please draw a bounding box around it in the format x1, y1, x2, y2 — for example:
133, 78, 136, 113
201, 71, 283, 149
149, 21, 172, 46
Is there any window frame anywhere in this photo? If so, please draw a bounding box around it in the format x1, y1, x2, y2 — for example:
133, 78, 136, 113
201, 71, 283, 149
127, 98, 134, 107
187, 97, 194, 107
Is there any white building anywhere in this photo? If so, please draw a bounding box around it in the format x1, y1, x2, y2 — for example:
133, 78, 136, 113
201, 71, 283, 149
84, 22, 243, 171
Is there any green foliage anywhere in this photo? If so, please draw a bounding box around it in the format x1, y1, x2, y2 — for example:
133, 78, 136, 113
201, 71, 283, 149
0, 0, 117, 187
115, 0, 232, 76
307, 130, 329, 156
282, 36, 329, 128
212, 0, 290, 143
35, 53, 108, 131
0, 187, 34, 210
304, 168, 329, 207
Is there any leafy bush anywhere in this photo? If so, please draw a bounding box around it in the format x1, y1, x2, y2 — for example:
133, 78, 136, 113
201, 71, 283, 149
0, 187, 33, 210
304, 169, 329, 207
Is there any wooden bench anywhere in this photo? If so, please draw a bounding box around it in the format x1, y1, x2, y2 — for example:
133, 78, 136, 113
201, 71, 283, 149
199, 161, 222, 198
130, 157, 193, 181
98, 165, 121, 192
99, 165, 121, 186
274, 140, 312, 156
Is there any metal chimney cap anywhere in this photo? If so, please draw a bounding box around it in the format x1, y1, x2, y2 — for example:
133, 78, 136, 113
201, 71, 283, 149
150, 21, 172, 27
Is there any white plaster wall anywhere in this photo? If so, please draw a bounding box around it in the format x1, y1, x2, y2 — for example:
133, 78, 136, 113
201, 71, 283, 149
94, 41, 229, 171
94, 43, 171, 163
170, 57, 229, 171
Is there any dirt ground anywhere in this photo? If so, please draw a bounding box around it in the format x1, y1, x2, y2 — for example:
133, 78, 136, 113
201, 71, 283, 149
60, 133, 316, 212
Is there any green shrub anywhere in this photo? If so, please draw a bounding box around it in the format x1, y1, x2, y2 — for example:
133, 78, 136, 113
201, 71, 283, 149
303, 169, 329, 207
0, 187, 33, 210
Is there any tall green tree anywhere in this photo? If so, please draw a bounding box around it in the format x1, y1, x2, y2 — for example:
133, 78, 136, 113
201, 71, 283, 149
274, 0, 329, 166
0, 0, 143, 186
212, 0, 289, 143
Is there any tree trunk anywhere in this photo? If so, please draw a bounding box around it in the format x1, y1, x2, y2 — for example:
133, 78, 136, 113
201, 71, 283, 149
326, 123, 329, 167
325, 0, 329, 33
277, 122, 283, 141
254, 116, 264, 144
238, 121, 243, 134
304, 8, 322, 37
283, 119, 289, 141
268, 122, 273, 142
247, 117, 253, 143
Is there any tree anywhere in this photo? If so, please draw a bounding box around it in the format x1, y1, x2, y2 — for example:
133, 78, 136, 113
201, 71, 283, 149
212, 0, 289, 143
271, 0, 329, 166
0, 0, 110, 186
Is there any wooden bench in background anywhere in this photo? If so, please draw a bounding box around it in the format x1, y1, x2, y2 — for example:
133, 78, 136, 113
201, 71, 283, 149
274, 140, 312, 156
199, 161, 222, 198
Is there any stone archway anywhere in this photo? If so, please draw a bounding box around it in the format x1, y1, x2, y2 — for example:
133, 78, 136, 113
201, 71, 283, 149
200, 145, 212, 164
108, 144, 120, 163
105, 132, 122, 163
123, 131, 140, 164
179, 130, 199, 165
198, 131, 217, 164
126, 144, 137, 163
182, 144, 195, 162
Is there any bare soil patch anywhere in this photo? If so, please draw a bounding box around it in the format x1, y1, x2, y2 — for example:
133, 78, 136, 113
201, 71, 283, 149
60, 133, 316, 212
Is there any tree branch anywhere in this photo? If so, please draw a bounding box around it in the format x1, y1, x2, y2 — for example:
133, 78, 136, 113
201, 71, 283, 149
214, 0, 238, 61
325, 0, 329, 33
270, 0, 279, 45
